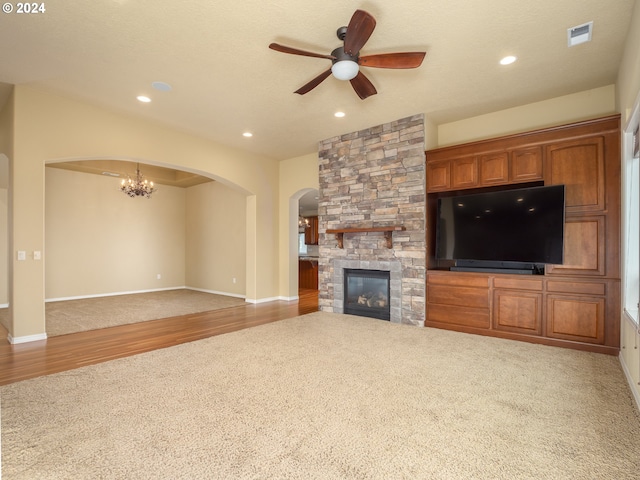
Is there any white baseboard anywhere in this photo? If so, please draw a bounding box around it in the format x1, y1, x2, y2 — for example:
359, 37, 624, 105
280, 295, 300, 302
45, 287, 188, 303
8, 332, 47, 344
0, 303, 8, 309
186, 287, 246, 300
245, 296, 293, 304
619, 353, 640, 413
45, 286, 247, 303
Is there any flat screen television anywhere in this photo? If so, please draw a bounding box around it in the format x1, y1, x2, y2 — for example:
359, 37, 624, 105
435, 184, 565, 273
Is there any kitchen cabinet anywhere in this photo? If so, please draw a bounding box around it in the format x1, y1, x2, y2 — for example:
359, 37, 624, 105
298, 258, 318, 290
304, 216, 319, 245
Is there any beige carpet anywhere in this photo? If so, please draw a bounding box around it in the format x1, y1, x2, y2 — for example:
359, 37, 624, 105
0, 289, 246, 337
2, 312, 639, 479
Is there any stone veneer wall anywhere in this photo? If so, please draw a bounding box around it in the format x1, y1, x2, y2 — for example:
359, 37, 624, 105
317, 114, 426, 326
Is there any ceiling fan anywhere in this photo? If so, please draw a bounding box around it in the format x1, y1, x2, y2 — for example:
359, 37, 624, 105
269, 9, 426, 100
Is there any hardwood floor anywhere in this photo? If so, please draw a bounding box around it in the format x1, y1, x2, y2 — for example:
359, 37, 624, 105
0, 289, 319, 386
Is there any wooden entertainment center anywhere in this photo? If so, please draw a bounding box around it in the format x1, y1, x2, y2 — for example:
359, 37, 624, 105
425, 115, 621, 355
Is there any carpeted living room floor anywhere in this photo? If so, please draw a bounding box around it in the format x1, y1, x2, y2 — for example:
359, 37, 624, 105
2, 311, 639, 479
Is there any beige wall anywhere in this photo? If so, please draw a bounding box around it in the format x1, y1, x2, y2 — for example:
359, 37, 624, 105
185, 181, 246, 296
278, 152, 319, 299
617, 0, 640, 408
0, 91, 13, 312
7, 85, 279, 340
45, 167, 187, 299
437, 85, 617, 147
0, 186, 7, 307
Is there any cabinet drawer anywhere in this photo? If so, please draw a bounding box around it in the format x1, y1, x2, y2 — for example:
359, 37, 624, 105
493, 277, 543, 291
546, 280, 606, 296
428, 284, 489, 308
427, 273, 489, 288
427, 303, 490, 329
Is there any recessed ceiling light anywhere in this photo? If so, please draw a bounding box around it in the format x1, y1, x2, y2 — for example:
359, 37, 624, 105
334, 111, 346, 118
500, 56, 517, 65
137, 95, 151, 103
243, 132, 253, 138
152, 81, 172, 92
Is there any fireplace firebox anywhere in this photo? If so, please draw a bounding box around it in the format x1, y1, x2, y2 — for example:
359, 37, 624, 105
344, 269, 391, 321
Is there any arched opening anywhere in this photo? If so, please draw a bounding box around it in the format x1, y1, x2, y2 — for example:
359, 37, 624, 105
41, 157, 249, 335
290, 189, 318, 296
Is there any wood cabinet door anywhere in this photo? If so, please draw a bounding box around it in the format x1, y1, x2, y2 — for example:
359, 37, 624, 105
493, 290, 542, 335
546, 215, 605, 276
511, 147, 543, 182
426, 161, 451, 191
545, 137, 605, 213
304, 216, 319, 245
479, 152, 509, 186
546, 294, 605, 344
451, 157, 478, 189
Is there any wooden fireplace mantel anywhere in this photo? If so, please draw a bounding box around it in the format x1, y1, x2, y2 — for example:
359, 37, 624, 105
325, 226, 406, 249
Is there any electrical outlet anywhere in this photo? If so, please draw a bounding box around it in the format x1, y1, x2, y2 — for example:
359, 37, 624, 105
157, 274, 162, 280
233, 277, 236, 284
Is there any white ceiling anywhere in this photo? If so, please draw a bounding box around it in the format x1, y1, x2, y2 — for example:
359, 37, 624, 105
0, 0, 635, 161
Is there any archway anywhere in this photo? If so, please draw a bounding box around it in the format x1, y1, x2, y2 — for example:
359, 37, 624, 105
288, 188, 318, 297
41, 156, 249, 333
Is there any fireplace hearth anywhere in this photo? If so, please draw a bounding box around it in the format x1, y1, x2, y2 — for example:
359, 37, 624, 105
344, 269, 391, 321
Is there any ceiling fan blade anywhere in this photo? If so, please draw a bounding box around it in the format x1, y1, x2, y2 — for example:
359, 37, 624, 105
294, 68, 333, 95
349, 71, 377, 100
359, 52, 426, 69
343, 10, 376, 56
269, 43, 335, 60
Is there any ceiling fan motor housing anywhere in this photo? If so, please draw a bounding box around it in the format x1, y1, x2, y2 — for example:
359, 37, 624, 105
331, 47, 359, 65
330, 47, 360, 80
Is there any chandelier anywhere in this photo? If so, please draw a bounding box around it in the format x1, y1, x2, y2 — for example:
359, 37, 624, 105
120, 164, 156, 199
299, 215, 310, 228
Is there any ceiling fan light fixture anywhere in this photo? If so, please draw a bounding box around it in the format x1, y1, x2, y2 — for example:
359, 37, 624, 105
331, 60, 359, 80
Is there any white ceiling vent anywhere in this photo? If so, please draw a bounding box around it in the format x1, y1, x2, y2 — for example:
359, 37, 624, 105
568, 21, 593, 47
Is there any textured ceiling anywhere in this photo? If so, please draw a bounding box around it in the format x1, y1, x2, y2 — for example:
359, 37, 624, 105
0, 0, 635, 161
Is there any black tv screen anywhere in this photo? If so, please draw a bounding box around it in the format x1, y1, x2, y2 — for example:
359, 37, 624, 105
436, 185, 565, 266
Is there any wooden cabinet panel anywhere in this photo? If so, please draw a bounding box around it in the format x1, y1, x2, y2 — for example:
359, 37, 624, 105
480, 152, 509, 185
493, 290, 542, 335
298, 260, 318, 289
427, 304, 490, 329
511, 147, 543, 182
426, 161, 451, 191
546, 295, 605, 344
546, 216, 605, 276
545, 138, 605, 213
304, 216, 319, 245
428, 284, 489, 309
427, 272, 489, 288
493, 277, 543, 291
451, 157, 478, 189
427, 274, 490, 329
546, 280, 606, 296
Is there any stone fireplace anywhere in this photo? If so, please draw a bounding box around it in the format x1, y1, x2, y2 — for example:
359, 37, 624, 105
317, 115, 426, 326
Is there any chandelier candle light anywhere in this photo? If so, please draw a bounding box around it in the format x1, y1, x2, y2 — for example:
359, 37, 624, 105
120, 164, 156, 198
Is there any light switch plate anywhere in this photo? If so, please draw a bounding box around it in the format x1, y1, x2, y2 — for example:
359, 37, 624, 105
17, 251, 26, 261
